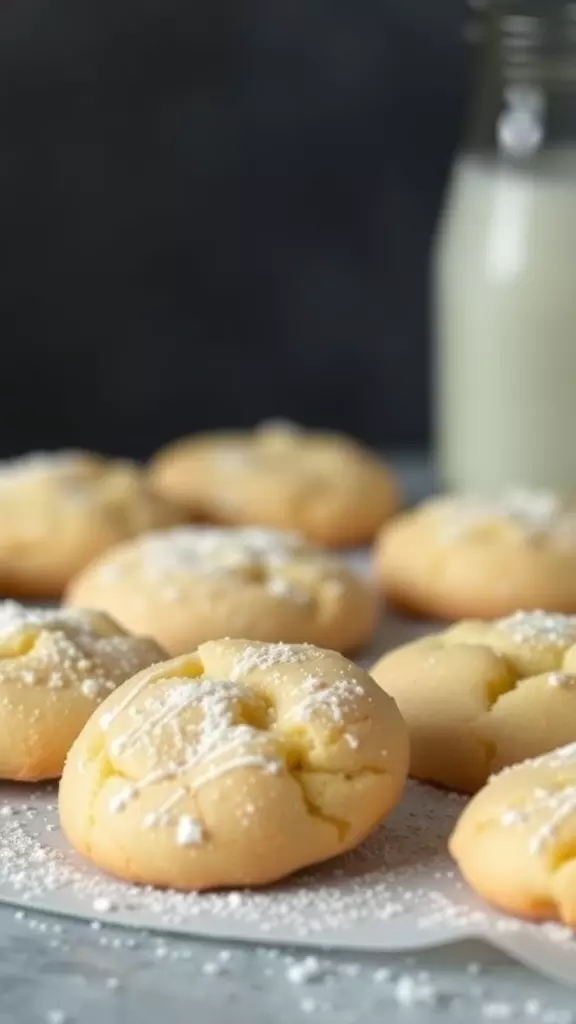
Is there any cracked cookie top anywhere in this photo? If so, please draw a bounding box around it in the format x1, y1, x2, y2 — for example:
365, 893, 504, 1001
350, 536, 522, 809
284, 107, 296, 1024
0, 450, 185, 597
450, 741, 576, 927
371, 611, 576, 794
0, 602, 165, 782
65, 525, 377, 656
59, 639, 409, 890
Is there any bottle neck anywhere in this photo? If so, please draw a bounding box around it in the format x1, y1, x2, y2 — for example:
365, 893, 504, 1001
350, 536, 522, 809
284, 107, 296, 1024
464, 0, 576, 160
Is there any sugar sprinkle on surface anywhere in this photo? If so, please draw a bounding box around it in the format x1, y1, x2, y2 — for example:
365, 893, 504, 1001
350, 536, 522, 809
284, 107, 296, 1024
2, 779, 576, 988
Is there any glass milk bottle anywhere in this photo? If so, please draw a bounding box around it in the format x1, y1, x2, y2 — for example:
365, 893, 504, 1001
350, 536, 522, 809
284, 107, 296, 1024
434, 0, 576, 493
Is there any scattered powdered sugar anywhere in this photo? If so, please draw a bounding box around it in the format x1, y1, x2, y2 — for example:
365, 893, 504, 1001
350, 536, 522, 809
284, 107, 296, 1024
286, 955, 325, 984
201, 960, 226, 976
2, 779, 576, 984
287, 673, 366, 726
499, 742, 576, 776
92, 896, 114, 913
547, 673, 576, 688
493, 743, 576, 855
45, 1010, 68, 1024
481, 1002, 515, 1020
394, 972, 440, 1006
95, 525, 355, 607
0, 602, 92, 642
80, 678, 108, 700
177, 815, 204, 846
229, 642, 318, 682
132, 526, 306, 577
495, 611, 576, 647
435, 490, 576, 545
0, 601, 161, 698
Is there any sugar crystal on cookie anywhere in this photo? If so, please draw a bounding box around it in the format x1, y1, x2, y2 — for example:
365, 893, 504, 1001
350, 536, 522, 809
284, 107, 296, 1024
495, 611, 576, 646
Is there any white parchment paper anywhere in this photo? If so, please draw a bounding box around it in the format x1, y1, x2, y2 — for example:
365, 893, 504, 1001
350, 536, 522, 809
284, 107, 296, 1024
0, 551, 574, 987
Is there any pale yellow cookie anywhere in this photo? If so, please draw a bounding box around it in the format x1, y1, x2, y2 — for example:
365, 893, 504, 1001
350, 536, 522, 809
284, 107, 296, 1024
0, 450, 185, 597
450, 743, 576, 925
0, 602, 164, 781
374, 490, 576, 620
59, 639, 409, 890
65, 526, 377, 655
149, 421, 398, 547
371, 611, 576, 793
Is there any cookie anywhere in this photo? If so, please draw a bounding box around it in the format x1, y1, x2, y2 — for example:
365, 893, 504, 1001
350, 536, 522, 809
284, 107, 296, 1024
65, 525, 378, 655
450, 743, 576, 925
59, 638, 409, 890
374, 490, 576, 620
0, 450, 184, 597
0, 602, 164, 781
148, 421, 398, 547
371, 611, 576, 793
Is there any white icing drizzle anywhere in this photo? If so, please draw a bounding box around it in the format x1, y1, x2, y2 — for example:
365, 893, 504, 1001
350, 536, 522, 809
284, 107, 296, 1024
495, 611, 576, 646
102, 644, 365, 848
100, 672, 156, 730
105, 677, 283, 842
497, 743, 576, 854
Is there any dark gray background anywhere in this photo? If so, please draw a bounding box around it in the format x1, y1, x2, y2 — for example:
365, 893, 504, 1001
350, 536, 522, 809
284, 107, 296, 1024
0, 0, 468, 457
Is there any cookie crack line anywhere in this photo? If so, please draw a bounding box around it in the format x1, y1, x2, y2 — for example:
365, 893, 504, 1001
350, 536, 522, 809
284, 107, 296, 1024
290, 773, 350, 841
83, 753, 357, 845
472, 658, 576, 776
85, 728, 389, 850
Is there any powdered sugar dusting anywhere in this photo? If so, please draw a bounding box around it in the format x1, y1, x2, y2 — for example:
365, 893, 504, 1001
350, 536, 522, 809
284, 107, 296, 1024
494, 743, 576, 855
129, 526, 306, 577
495, 611, 576, 647
177, 815, 204, 846
1, 780, 576, 975
0, 601, 162, 700
0, 602, 94, 642
547, 673, 576, 688
103, 676, 283, 839
435, 490, 576, 545
229, 642, 318, 682
94, 526, 356, 606
287, 674, 366, 726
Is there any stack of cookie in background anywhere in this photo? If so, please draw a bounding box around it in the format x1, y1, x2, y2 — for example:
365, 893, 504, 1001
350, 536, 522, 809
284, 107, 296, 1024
1, 421, 576, 929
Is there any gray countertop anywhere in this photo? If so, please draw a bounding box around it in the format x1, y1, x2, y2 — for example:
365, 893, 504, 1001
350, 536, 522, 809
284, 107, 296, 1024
1, 455, 575, 1023
1, 905, 575, 1024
